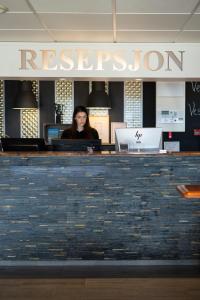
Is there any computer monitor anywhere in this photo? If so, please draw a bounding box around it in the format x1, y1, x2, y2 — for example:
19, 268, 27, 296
1, 138, 47, 151
43, 123, 71, 144
52, 139, 101, 151
115, 128, 162, 152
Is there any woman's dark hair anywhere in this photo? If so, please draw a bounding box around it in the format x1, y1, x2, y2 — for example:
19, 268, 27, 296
71, 106, 91, 131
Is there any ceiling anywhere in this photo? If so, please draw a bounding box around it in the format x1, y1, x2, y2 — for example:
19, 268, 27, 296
0, 0, 200, 43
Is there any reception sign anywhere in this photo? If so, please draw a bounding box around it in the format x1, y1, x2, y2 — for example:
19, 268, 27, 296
0, 42, 200, 78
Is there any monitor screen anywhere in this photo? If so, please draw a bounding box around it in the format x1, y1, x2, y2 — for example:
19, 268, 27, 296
51, 139, 101, 151
47, 128, 60, 140
115, 128, 162, 152
43, 124, 71, 144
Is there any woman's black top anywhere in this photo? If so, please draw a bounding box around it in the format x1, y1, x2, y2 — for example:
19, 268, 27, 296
61, 127, 99, 140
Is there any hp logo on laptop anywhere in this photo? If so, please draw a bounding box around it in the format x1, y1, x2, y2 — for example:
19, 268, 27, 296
135, 130, 142, 141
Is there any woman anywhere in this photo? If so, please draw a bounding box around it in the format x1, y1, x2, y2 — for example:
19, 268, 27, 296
61, 106, 99, 139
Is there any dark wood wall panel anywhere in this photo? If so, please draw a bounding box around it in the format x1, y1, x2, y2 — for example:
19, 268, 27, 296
143, 82, 156, 128
109, 82, 124, 123
74, 81, 89, 108
39, 81, 55, 137
5, 80, 21, 138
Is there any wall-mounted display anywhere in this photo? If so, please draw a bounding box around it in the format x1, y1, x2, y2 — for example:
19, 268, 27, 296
158, 110, 184, 124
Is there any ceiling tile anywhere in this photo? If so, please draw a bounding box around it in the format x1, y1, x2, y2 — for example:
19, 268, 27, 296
30, 0, 112, 13
195, 6, 200, 13
39, 13, 112, 30
0, 13, 43, 29
117, 14, 189, 30
184, 15, 200, 30
51, 30, 113, 42
117, 31, 179, 42
176, 31, 200, 42
116, 0, 199, 13
0, 0, 31, 12
0, 30, 53, 41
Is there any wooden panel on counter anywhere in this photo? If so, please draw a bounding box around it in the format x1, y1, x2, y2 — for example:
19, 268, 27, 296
177, 185, 200, 198
0, 151, 200, 157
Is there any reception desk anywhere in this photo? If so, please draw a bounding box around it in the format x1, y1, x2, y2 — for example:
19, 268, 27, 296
0, 151, 199, 264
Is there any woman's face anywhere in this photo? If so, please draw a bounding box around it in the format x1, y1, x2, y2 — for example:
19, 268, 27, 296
75, 111, 87, 127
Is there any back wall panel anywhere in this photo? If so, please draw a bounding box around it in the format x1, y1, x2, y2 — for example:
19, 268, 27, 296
39, 81, 55, 137
143, 82, 156, 128
5, 80, 21, 138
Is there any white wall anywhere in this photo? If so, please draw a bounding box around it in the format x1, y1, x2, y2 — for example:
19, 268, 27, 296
156, 82, 185, 132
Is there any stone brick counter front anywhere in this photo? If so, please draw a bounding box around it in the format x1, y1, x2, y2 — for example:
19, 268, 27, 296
0, 152, 199, 263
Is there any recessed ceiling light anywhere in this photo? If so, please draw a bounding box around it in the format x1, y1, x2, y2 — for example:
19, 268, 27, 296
0, 4, 8, 14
